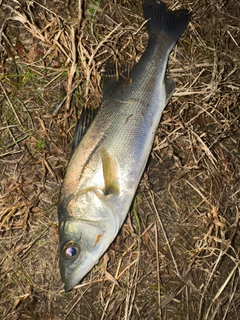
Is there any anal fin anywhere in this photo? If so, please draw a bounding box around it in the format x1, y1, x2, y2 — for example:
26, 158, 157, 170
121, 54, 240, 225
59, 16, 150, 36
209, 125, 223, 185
165, 77, 176, 104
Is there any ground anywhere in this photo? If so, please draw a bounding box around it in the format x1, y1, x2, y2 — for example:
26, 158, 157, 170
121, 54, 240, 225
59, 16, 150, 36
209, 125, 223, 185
0, 0, 240, 319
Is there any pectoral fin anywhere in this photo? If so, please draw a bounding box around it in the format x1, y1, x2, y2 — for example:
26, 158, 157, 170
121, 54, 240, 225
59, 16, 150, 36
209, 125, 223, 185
101, 147, 120, 196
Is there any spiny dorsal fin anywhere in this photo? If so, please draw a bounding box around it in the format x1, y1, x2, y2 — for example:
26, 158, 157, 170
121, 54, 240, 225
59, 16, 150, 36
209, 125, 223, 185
70, 107, 98, 158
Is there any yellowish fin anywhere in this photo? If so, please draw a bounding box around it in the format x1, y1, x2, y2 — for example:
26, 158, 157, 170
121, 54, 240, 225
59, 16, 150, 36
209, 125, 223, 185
101, 147, 120, 196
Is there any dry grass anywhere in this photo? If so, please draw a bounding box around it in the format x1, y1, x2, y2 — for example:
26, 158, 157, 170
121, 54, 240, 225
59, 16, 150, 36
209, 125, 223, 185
0, 0, 240, 319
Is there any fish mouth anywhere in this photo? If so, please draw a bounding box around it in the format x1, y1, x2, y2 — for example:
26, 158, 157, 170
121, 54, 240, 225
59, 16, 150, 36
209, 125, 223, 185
60, 252, 99, 291
63, 276, 80, 292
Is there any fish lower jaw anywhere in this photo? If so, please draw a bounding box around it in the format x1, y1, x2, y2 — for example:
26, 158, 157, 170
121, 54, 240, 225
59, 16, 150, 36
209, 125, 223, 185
63, 254, 99, 291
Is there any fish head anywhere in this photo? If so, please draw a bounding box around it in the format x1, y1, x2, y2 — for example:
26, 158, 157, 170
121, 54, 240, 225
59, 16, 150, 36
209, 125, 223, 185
58, 189, 119, 291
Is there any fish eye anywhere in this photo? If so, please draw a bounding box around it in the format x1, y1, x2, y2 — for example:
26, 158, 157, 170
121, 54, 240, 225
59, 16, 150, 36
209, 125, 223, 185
61, 241, 79, 260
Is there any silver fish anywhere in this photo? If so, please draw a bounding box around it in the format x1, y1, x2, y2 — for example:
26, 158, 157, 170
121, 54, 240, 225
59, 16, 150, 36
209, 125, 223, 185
58, 0, 190, 291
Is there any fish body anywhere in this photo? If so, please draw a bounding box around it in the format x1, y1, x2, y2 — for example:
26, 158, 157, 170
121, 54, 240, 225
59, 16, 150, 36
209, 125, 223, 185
58, 0, 190, 291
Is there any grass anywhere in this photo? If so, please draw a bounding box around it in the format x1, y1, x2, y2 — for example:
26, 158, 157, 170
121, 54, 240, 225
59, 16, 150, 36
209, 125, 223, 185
1, 0, 240, 319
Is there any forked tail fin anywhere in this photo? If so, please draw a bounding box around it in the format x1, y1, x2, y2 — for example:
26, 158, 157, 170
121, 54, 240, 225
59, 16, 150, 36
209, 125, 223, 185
143, 0, 191, 43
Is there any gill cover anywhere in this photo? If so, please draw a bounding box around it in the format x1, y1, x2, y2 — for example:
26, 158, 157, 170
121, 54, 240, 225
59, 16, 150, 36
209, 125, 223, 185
59, 147, 121, 291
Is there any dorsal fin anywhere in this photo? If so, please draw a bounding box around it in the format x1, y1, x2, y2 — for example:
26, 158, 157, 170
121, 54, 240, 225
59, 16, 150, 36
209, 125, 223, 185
70, 107, 98, 158
102, 63, 131, 97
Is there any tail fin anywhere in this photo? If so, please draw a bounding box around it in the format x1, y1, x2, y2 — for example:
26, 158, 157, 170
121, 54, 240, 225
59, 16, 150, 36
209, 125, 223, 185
143, 1, 191, 43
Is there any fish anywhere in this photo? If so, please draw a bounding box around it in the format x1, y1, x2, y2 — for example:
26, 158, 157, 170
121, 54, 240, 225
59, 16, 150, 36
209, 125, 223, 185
58, 0, 190, 291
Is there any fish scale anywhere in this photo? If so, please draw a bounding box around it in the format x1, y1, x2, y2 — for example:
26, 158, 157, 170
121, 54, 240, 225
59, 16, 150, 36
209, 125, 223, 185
58, 0, 190, 291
